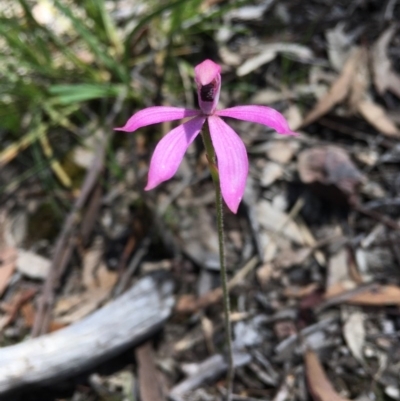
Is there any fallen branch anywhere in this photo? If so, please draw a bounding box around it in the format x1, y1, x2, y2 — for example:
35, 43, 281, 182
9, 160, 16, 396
0, 275, 174, 395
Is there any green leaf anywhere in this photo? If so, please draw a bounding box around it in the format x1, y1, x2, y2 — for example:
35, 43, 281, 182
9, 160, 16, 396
49, 83, 124, 104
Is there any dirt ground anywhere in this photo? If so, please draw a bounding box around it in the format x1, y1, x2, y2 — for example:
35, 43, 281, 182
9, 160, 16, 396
1, 0, 400, 400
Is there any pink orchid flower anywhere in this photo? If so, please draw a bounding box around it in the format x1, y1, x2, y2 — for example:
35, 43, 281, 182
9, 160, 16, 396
116, 59, 296, 213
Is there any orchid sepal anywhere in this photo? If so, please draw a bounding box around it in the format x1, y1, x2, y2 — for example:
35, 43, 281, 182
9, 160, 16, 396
115, 106, 199, 132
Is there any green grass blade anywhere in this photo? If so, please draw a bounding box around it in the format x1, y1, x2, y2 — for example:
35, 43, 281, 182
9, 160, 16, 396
52, 0, 129, 82
49, 83, 125, 104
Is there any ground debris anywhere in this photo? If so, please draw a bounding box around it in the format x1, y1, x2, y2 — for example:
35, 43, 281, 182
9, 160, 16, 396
298, 145, 365, 205
305, 348, 352, 401
1, 1, 400, 400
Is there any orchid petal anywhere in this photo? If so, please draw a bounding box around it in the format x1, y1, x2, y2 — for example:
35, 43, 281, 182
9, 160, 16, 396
115, 106, 199, 132
145, 116, 206, 190
194, 60, 221, 115
216, 106, 297, 135
207, 116, 248, 214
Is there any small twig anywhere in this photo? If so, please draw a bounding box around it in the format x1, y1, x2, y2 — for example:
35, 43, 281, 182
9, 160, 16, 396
232, 394, 271, 401
0, 288, 37, 330
319, 117, 394, 149
79, 183, 103, 247
32, 140, 106, 337
353, 202, 400, 230
363, 197, 400, 210
135, 342, 165, 401
314, 282, 377, 313
176, 256, 259, 314
276, 196, 305, 234
114, 235, 152, 296
116, 228, 139, 274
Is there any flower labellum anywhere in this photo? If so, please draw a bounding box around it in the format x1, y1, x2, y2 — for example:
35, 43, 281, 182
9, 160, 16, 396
116, 59, 296, 213
194, 59, 221, 115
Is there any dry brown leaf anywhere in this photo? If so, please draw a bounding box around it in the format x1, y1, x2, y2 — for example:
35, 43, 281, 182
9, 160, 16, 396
349, 45, 400, 136
305, 348, 351, 401
354, 149, 379, 167
219, 46, 241, 66
17, 249, 50, 279
82, 237, 117, 291
256, 200, 304, 244
298, 146, 364, 204
372, 26, 400, 98
324, 281, 357, 299
201, 315, 215, 354
302, 48, 361, 127
54, 293, 88, 315
53, 238, 117, 324
285, 104, 303, 131
346, 285, 400, 305
302, 40, 399, 135
3, 210, 27, 247
0, 288, 37, 331
349, 48, 369, 111
0, 246, 17, 297
256, 262, 273, 286
260, 162, 283, 187
326, 248, 351, 291
342, 309, 365, 363
21, 303, 65, 332
297, 221, 327, 267
274, 247, 312, 269
175, 294, 198, 313
326, 22, 353, 72
224, 1, 274, 21
266, 140, 299, 164
324, 283, 400, 305
91, 262, 117, 290
357, 100, 400, 137
237, 48, 277, 76
54, 288, 111, 324
176, 257, 258, 313
284, 283, 319, 298
237, 43, 313, 76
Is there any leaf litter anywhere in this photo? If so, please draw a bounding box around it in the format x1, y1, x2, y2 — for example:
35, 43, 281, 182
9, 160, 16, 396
1, 1, 400, 401
302, 44, 400, 137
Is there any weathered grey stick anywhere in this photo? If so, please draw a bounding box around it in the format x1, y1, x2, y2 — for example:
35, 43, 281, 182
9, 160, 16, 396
170, 351, 252, 400
0, 275, 174, 394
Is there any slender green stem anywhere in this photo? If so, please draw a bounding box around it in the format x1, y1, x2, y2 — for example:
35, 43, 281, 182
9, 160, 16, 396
202, 123, 234, 400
